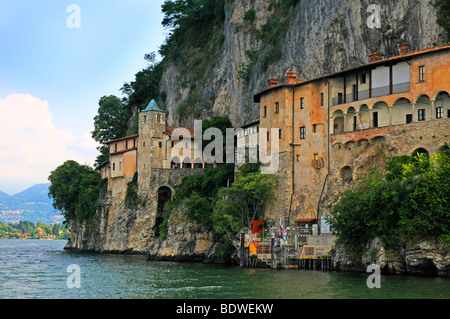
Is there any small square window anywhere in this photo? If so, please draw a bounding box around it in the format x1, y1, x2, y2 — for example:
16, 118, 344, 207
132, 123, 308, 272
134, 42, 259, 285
360, 73, 367, 84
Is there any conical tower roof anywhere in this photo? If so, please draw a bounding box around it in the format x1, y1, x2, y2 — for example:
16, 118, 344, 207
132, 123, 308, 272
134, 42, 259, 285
143, 99, 163, 112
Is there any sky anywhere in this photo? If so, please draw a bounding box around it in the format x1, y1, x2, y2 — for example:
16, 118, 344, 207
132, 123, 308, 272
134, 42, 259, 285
0, 0, 167, 195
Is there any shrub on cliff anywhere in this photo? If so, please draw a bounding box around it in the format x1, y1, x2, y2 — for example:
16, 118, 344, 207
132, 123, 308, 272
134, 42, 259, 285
329, 147, 450, 257
48, 160, 105, 226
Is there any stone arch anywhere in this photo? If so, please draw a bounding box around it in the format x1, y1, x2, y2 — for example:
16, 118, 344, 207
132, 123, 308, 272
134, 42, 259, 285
391, 97, 412, 125
412, 147, 429, 158
193, 158, 203, 169
356, 138, 369, 147
414, 93, 431, 104
415, 95, 431, 121
171, 156, 181, 169
434, 91, 450, 119
371, 101, 389, 128
344, 141, 356, 151
437, 144, 450, 154
153, 186, 173, 237
341, 166, 353, 183
332, 142, 344, 149
358, 104, 370, 129
182, 157, 192, 169
332, 110, 345, 134
346, 107, 357, 131
370, 136, 386, 145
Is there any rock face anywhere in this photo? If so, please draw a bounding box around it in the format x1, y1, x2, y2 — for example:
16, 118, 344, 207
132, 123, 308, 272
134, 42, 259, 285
333, 237, 450, 277
161, 0, 446, 128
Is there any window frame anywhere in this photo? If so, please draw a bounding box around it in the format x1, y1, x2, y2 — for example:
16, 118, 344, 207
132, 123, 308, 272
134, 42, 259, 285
419, 66, 425, 82
436, 107, 443, 119
418, 108, 426, 121
300, 126, 306, 140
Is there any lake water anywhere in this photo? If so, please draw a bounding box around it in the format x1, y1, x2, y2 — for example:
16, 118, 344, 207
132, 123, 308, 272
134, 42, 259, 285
0, 239, 449, 299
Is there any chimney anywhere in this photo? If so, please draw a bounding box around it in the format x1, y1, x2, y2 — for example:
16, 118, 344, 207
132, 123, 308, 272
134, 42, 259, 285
399, 42, 410, 55
286, 71, 298, 84
268, 77, 278, 88
369, 52, 381, 63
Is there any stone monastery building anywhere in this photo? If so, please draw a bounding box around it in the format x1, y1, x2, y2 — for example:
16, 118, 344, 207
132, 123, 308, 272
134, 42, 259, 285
99, 43, 450, 233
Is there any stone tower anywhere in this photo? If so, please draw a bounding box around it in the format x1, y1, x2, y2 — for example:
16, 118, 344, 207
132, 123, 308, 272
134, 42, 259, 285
138, 100, 166, 185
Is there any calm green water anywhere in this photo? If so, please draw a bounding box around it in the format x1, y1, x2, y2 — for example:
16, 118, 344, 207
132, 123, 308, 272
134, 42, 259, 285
0, 239, 449, 299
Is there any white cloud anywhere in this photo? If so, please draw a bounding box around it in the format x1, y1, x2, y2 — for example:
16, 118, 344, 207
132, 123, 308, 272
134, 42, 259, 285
0, 94, 99, 194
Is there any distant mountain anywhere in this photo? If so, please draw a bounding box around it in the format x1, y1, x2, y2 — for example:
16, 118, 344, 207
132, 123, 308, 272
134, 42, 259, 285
0, 183, 64, 225
13, 183, 53, 203
0, 190, 21, 208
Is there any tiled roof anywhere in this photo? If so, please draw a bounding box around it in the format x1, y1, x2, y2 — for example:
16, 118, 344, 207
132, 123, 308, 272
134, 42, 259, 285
165, 126, 195, 138
254, 44, 450, 102
105, 134, 139, 145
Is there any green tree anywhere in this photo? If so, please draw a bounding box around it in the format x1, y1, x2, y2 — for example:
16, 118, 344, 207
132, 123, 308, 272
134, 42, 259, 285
91, 95, 130, 167
329, 150, 450, 257
48, 160, 103, 226
432, 0, 450, 41
120, 52, 164, 111
211, 164, 278, 241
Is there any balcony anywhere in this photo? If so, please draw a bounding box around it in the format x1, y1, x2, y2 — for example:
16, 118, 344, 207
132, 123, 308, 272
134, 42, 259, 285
332, 82, 410, 106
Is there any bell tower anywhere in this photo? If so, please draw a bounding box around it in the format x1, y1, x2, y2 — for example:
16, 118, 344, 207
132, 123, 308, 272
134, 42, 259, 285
138, 100, 166, 183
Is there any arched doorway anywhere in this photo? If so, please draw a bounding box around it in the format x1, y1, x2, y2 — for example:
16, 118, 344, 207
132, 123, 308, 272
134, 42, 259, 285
358, 105, 370, 129
372, 101, 389, 128
183, 157, 192, 169
153, 186, 172, 237
341, 166, 353, 183
193, 158, 203, 169
412, 148, 429, 158
332, 110, 344, 134
171, 156, 180, 169
434, 91, 449, 119
415, 95, 431, 122
391, 98, 412, 125
346, 107, 357, 131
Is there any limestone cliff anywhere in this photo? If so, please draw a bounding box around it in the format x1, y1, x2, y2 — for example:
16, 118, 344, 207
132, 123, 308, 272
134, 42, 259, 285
333, 237, 450, 276
161, 0, 446, 128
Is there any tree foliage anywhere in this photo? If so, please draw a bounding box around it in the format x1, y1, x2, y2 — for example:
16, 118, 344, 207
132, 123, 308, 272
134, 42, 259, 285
120, 52, 165, 111
48, 160, 106, 226
211, 165, 278, 241
160, 0, 226, 59
328, 147, 450, 257
432, 0, 450, 41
